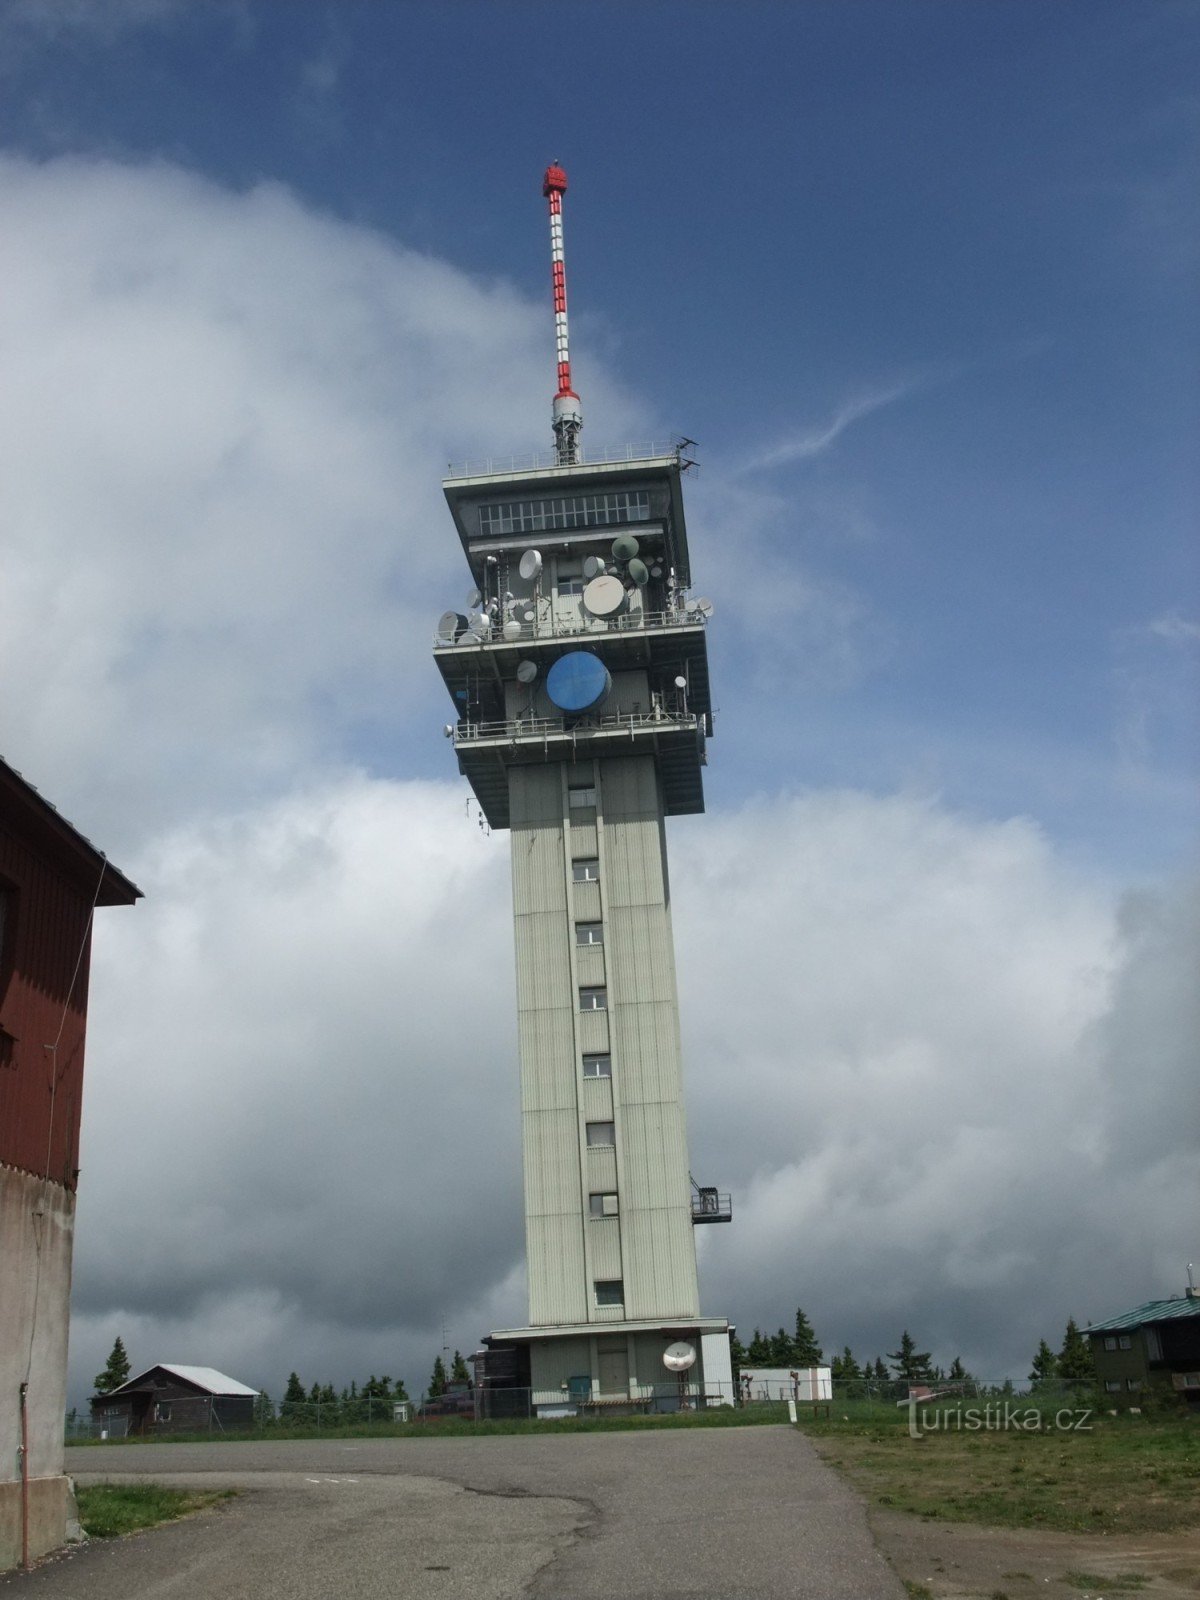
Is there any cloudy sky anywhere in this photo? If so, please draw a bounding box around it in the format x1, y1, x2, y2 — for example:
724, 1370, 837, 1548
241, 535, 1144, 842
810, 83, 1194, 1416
0, 0, 1195, 1403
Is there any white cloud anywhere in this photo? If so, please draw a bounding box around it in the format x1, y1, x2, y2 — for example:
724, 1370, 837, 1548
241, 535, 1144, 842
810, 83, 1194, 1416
0, 152, 1187, 1403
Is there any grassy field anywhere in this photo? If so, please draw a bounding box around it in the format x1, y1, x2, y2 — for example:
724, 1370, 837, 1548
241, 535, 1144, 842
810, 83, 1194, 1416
75, 1483, 235, 1538
69, 1400, 789, 1446
796, 1399, 1199, 1535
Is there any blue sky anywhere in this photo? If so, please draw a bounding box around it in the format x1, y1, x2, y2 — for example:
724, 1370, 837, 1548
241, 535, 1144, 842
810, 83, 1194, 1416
0, 0, 1195, 1398
4, 0, 1195, 873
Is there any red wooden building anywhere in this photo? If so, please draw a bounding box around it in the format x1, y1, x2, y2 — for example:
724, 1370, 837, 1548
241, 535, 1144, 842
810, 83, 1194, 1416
0, 757, 140, 1570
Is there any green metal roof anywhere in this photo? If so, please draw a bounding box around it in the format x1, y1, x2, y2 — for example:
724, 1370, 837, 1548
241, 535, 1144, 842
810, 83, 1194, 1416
1088, 1295, 1200, 1334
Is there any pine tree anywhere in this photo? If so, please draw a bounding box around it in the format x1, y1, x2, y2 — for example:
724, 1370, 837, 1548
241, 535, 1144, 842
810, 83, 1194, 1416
1057, 1318, 1096, 1386
284, 1372, 306, 1404
308, 1382, 321, 1404
428, 1355, 448, 1398
872, 1357, 889, 1382
1028, 1339, 1058, 1389
320, 1383, 336, 1404
768, 1328, 793, 1365
729, 1332, 747, 1378
834, 1346, 862, 1381
791, 1308, 823, 1366
450, 1350, 471, 1385
93, 1336, 132, 1394
746, 1328, 770, 1364
393, 1376, 409, 1401
887, 1331, 933, 1382
947, 1356, 969, 1383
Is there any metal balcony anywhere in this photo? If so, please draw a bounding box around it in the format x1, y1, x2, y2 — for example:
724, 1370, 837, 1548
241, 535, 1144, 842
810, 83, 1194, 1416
690, 1187, 732, 1225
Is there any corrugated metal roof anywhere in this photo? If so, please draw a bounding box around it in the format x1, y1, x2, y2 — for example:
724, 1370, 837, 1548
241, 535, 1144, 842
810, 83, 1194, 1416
1088, 1295, 1200, 1333
110, 1363, 258, 1397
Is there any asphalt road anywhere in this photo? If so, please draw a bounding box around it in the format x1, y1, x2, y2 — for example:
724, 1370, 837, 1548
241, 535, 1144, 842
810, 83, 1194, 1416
9, 1426, 905, 1599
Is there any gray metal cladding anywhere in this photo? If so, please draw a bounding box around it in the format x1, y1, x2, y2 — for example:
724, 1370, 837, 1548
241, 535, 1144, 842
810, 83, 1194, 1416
588, 1216, 623, 1280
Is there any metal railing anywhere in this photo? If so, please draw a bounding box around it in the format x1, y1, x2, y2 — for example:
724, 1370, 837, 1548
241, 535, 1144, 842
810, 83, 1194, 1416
434, 604, 707, 650
453, 707, 699, 746
446, 441, 685, 479
690, 1190, 732, 1223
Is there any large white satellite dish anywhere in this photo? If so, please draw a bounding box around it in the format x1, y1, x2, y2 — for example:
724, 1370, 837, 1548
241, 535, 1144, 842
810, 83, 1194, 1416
519, 549, 543, 581
582, 574, 626, 618
663, 1341, 696, 1373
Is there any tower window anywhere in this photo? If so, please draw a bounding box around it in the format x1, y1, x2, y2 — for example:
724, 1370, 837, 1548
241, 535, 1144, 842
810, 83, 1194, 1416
589, 1193, 619, 1218
579, 987, 607, 1011
576, 922, 603, 945
594, 1280, 624, 1307
582, 1054, 611, 1078
572, 858, 599, 883
568, 785, 597, 808
586, 1121, 615, 1147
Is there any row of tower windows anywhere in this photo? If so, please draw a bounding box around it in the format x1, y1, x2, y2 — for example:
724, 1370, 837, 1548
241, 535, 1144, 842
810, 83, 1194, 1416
477, 490, 650, 537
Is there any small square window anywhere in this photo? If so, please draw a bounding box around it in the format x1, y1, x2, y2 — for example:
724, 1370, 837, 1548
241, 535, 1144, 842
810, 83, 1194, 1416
582, 1055, 612, 1078
568, 786, 597, 808
594, 1279, 624, 1307
586, 1121, 615, 1147
589, 1192, 619, 1217
1104, 1380, 1121, 1392
572, 859, 599, 882
576, 922, 603, 945
579, 987, 607, 1011
1117, 1335, 1132, 1350
1104, 1337, 1117, 1351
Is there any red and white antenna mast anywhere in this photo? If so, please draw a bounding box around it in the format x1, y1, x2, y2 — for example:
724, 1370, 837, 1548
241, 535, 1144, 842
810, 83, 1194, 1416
543, 162, 582, 465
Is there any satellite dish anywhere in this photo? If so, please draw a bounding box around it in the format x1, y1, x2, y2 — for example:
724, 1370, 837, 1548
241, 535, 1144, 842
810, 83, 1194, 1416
694, 598, 714, 619
519, 549, 543, 581
627, 557, 649, 587
436, 611, 468, 645
583, 555, 607, 580
502, 619, 522, 641
546, 652, 611, 713
674, 675, 687, 690
469, 612, 491, 638
516, 660, 538, 685
582, 574, 627, 618
466, 587, 482, 610
650, 565, 663, 579
519, 601, 536, 623
663, 1341, 696, 1373
612, 533, 640, 562
442, 724, 454, 738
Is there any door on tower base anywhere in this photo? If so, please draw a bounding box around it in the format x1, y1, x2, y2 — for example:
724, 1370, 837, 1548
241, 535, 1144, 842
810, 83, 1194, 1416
597, 1337, 630, 1396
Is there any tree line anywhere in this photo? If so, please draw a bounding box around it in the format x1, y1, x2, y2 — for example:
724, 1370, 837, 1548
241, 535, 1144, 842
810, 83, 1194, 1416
731, 1308, 1098, 1388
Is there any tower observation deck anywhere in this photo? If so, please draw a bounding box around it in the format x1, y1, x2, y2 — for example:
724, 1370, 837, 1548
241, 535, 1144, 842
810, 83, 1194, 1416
432, 170, 731, 1414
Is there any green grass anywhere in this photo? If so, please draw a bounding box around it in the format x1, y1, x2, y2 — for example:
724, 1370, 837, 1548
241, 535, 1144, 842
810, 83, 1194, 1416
1062, 1575, 1149, 1592
796, 1400, 1199, 1536
75, 1482, 235, 1538
68, 1401, 789, 1446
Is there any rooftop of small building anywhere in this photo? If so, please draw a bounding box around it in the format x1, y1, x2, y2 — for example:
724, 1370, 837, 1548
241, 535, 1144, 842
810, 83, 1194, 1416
0, 754, 141, 906
1087, 1293, 1200, 1334
97, 1363, 259, 1398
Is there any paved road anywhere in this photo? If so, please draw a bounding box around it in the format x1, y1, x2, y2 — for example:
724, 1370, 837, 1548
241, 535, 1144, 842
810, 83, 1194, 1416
8, 1427, 905, 1598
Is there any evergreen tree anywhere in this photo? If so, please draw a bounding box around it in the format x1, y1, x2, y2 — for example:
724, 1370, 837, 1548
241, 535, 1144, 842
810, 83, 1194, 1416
791, 1308, 823, 1366
428, 1355, 448, 1398
746, 1328, 770, 1364
94, 1335, 132, 1394
887, 1331, 933, 1382
728, 1331, 747, 1378
1057, 1318, 1096, 1386
768, 1328, 793, 1365
284, 1372, 306, 1404
320, 1383, 336, 1404
1028, 1339, 1058, 1389
393, 1376, 409, 1401
832, 1346, 862, 1382
308, 1382, 321, 1404
872, 1357, 889, 1382
947, 1356, 969, 1383
450, 1350, 471, 1385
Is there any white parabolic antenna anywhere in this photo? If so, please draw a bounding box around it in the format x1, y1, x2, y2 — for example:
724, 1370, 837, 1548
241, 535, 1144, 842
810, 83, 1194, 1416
516, 660, 538, 684
582, 573, 626, 618
663, 1341, 696, 1373
519, 548, 543, 581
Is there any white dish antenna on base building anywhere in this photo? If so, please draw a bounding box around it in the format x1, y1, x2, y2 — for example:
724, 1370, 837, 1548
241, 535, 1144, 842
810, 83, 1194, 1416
662, 1341, 696, 1373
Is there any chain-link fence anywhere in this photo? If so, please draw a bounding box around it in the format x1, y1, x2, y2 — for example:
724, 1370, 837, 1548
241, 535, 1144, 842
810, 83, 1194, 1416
67, 1377, 1101, 1441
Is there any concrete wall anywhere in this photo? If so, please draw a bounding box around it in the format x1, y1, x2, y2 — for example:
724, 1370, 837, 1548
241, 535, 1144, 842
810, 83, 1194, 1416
510, 754, 699, 1330
0, 1164, 74, 1570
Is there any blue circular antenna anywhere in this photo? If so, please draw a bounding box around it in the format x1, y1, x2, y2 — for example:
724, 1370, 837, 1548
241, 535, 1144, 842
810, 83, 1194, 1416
546, 651, 611, 713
